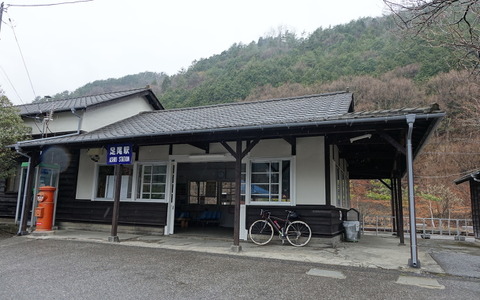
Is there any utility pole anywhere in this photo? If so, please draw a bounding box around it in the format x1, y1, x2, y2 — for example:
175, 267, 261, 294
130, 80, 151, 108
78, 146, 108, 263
0, 2, 4, 36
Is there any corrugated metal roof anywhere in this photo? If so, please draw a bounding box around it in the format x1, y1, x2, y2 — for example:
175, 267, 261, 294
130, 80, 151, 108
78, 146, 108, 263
15, 87, 161, 115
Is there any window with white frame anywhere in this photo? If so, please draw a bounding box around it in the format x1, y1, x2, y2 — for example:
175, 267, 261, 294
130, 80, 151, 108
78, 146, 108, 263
136, 164, 167, 201
95, 165, 133, 200
249, 159, 292, 203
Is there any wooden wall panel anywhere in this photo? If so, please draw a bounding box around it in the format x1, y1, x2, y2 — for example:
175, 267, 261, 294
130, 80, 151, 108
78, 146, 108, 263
246, 205, 344, 237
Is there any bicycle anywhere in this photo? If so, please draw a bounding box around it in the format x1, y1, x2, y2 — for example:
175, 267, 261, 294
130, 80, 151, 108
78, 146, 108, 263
248, 209, 312, 247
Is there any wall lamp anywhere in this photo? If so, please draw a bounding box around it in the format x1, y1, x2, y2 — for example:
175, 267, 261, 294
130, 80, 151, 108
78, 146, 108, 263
350, 134, 372, 143
188, 154, 228, 160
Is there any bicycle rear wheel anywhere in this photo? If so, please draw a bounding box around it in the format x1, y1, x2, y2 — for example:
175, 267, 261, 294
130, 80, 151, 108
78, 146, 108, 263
249, 220, 274, 245
286, 221, 312, 247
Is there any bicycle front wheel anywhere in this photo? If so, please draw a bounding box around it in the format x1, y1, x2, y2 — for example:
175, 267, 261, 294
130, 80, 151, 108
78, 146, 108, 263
249, 220, 274, 245
286, 221, 312, 247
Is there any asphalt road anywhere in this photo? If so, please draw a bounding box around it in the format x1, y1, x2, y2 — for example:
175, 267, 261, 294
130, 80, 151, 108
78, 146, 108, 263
425, 239, 480, 279
1, 237, 479, 300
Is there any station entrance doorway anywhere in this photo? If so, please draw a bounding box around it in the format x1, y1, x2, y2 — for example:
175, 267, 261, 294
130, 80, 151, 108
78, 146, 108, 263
173, 162, 237, 238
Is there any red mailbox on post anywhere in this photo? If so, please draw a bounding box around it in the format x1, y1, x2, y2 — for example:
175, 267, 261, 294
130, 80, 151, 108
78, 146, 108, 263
34, 186, 56, 231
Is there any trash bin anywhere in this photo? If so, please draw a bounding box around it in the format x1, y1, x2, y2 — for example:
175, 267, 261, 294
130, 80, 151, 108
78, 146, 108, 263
343, 220, 360, 242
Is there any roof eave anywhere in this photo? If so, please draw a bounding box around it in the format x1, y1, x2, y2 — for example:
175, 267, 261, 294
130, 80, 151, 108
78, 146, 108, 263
12, 110, 446, 149
455, 170, 480, 185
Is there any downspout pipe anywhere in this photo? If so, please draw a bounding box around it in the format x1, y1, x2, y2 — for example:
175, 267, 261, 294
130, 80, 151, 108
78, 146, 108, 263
406, 114, 420, 268
70, 107, 83, 134
15, 145, 32, 235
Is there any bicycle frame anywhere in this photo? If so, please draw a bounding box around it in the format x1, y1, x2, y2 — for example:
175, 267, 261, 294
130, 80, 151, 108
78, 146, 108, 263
260, 210, 293, 238
250, 209, 312, 246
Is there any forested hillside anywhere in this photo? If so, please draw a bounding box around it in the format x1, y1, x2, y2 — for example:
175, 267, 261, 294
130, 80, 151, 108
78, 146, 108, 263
46, 14, 479, 220
53, 16, 456, 106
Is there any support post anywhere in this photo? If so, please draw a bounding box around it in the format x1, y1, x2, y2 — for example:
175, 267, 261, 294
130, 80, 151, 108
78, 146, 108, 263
391, 177, 397, 234
406, 114, 419, 267
109, 164, 122, 242
232, 140, 242, 252
221, 139, 259, 252
0, 3, 4, 36
396, 175, 405, 245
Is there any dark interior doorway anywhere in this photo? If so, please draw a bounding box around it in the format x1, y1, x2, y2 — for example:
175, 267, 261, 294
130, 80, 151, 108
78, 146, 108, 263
174, 162, 236, 236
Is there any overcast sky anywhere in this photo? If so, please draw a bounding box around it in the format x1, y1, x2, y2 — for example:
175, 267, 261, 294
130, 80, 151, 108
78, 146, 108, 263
0, 0, 386, 105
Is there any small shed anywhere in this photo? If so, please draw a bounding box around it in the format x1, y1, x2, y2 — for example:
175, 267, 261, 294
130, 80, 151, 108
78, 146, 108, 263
455, 169, 480, 240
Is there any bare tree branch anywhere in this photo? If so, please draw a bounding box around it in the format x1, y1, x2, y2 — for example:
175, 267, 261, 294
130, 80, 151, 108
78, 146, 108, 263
384, 0, 480, 70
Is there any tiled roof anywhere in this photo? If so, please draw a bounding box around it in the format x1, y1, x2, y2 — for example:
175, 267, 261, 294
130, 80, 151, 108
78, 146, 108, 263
14, 92, 444, 148
108, 91, 354, 134
334, 103, 441, 120
15, 87, 162, 115
18, 92, 351, 145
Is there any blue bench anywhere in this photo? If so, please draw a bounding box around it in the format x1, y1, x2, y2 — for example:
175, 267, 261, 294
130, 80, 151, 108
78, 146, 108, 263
196, 211, 221, 226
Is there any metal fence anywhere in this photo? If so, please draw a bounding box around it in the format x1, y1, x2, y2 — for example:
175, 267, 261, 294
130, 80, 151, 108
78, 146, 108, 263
361, 215, 474, 237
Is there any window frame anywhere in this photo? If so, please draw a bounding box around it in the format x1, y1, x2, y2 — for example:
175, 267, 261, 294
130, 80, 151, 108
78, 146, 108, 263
91, 161, 170, 203
246, 157, 295, 206
135, 162, 169, 203
92, 164, 134, 201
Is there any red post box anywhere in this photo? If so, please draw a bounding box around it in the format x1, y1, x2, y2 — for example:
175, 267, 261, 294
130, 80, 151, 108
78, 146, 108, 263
34, 186, 56, 231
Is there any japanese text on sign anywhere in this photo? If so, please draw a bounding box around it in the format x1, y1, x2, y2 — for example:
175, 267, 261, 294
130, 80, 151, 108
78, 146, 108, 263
107, 144, 133, 165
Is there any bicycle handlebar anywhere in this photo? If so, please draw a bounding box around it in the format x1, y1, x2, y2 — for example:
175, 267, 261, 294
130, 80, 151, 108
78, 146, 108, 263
259, 209, 297, 220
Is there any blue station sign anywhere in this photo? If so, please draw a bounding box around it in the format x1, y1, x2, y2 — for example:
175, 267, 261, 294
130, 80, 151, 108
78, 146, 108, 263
107, 144, 133, 165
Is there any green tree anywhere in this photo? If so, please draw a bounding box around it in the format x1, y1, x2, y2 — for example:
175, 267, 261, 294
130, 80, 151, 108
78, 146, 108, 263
0, 89, 30, 179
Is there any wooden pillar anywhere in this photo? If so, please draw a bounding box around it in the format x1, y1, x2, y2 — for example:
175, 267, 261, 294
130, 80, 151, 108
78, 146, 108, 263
397, 175, 405, 245
109, 164, 122, 242
221, 139, 259, 252
391, 177, 397, 234
233, 140, 242, 248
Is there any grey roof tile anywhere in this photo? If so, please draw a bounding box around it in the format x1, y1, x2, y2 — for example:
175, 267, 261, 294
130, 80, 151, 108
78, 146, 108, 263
15, 87, 158, 115
15, 92, 443, 148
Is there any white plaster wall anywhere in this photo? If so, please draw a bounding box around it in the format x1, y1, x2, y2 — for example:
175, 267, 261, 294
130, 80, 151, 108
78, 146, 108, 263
23, 111, 81, 135
169, 143, 234, 157
248, 139, 291, 157
171, 144, 213, 156
22, 119, 41, 135
295, 137, 326, 205
82, 96, 153, 132
210, 142, 233, 154
138, 145, 170, 161
76, 149, 101, 199
22, 96, 155, 135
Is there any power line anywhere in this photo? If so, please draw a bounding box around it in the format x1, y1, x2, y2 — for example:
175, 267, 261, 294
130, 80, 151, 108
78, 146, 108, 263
6, 0, 94, 8
6, 13, 37, 99
0, 64, 24, 103
0, 65, 44, 133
